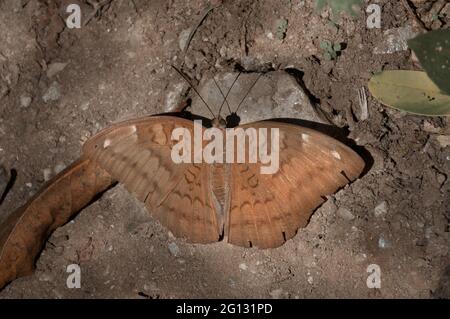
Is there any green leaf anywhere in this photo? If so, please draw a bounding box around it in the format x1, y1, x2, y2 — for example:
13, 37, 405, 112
333, 43, 342, 51
320, 40, 331, 50
316, 0, 327, 10
368, 70, 450, 116
315, 0, 363, 17
276, 18, 289, 40
408, 29, 450, 95
323, 52, 333, 61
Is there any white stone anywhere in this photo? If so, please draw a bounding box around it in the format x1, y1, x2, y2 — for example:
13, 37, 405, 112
239, 263, 248, 271
42, 82, 61, 103
337, 207, 355, 220
374, 201, 388, 218
178, 28, 192, 51
43, 168, 52, 181
20, 95, 32, 108
46, 62, 68, 78
269, 288, 284, 299
373, 26, 417, 54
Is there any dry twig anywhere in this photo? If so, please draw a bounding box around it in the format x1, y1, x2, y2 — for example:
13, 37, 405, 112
84, 0, 113, 26
401, 0, 428, 32
182, 2, 222, 58
358, 87, 369, 121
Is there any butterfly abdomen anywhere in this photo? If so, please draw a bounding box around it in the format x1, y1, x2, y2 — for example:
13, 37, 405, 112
209, 163, 231, 232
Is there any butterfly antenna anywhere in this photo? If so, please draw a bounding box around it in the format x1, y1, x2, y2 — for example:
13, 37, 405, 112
234, 73, 263, 114
212, 77, 233, 119
171, 65, 215, 118
217, 72, 241, 118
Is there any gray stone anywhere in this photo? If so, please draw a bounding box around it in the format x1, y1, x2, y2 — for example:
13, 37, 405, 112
191, 71, 327, 124
337, 207, 355, 221
43, 168, 52, 181
54, 163, 66, 175
178, 28, 192, 51
42, 82, 61, 103
20, 95, 32, 108
46, 62, 68, 78
0, 165, 8, 195
168, 242, 180, 257
378, 235, 390, 249
436, 135, 450, 148
374, 201, 388, 218
239, 263, 248, 271
38, 273, 54, 282
269, 288, 284, 299
373, 26, 417, 54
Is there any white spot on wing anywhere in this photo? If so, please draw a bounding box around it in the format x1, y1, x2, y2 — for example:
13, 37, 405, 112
331, 151, 341, 160
302, 133, 310, 142
103, 139, 111, 148
103, 125, 137, 149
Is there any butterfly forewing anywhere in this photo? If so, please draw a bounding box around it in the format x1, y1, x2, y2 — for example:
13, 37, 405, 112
83, 116, 221, 244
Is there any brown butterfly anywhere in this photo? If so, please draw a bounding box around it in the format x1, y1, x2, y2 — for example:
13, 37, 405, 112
0, 70, 364, 289
82, 69, 365, 248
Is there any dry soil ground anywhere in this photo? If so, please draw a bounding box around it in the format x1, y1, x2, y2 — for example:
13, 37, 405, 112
0, 0, 449, 298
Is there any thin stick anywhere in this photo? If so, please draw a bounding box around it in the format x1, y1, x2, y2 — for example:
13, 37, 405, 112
234, 73, 263, 114
84, 0, 113, 26
182, 3, 222, 57
171, 65, 215, 118
357, 87, 368, 121
401, 0, 428, 32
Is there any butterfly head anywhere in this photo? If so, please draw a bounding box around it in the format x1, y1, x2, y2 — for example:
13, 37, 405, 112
212, 116, 227, 129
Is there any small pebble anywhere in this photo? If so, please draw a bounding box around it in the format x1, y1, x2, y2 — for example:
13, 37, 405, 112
46, 62, 68, 78
38, 273, 53, 282
269, 288, 283, 299
178, 28, 192, 51
424, 226, 433, 239
436, 173, 446, 186
54, 246, 64, 255
168, 242, 180, 257
54, 163, 65, 175
337, 207, 355, 220
378, 236, 390, 249
373, 26, 416, 54
374, 201, 388, 218
43, 168, 52, 181
80, 102, 89, 111
436, 135, 450, 148
239, 263, 248, 271
422, 120, 442, 133
20, 95, 32, 108
42, 82, 61, 103
0, 165, 7, 191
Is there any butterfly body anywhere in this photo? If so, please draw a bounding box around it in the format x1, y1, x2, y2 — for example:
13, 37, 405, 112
209, 162, 231, 235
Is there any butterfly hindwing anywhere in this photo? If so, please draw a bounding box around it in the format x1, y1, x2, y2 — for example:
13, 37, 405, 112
226, 121, 365, 248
